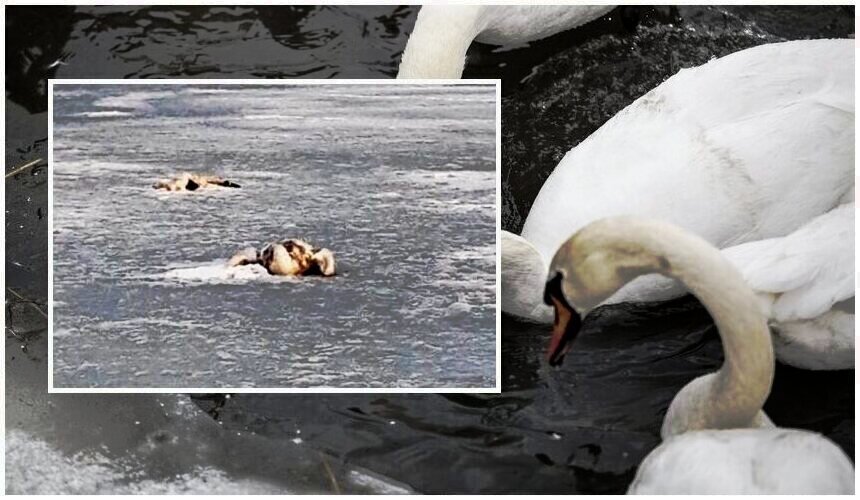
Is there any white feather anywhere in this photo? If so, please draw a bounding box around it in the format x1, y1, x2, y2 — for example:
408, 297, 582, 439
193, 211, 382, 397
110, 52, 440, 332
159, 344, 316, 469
502, 39, 854, 369
548, 217, 855, 494
397, 6, 613, 78
628, 429, 855, 494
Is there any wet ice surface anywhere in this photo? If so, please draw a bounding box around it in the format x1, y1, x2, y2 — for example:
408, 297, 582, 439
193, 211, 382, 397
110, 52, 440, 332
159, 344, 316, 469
6, 426, 406, 494
52, 84, 497, 388
7, 333, 411, 494
6, 4, 855, 495
6, 426, 289, 494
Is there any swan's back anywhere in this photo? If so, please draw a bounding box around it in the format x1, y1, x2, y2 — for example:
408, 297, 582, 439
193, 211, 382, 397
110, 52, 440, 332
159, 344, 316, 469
398, 6, 612, 78
472, 6, 614, 45
523, 39, 854, 265
628, 428, 854, 494
652, 38, 853, 128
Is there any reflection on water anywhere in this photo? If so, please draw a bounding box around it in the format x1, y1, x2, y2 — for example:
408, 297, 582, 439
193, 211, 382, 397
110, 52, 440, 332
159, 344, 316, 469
6, 5, 417, 114
205, 299, 854, 493
7, 4, 855, 494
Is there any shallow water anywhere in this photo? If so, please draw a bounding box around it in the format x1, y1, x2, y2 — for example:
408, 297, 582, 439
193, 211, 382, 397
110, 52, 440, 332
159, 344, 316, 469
6, 4, 855, 494
52, 83, 496, 388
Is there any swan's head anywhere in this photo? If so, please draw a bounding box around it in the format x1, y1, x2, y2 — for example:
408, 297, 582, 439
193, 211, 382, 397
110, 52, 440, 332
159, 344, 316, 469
542, 239, 623, 366
543, 221, 663, 365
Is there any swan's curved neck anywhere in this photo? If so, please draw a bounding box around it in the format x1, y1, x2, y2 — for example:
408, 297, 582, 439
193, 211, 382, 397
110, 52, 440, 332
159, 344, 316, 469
569, 220, 775, 430
397, 7, 481, 79
659, 232, 773, 429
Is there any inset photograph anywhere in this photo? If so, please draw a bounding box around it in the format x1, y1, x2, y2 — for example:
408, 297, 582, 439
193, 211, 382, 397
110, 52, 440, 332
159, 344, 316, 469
49, 81, 499, 390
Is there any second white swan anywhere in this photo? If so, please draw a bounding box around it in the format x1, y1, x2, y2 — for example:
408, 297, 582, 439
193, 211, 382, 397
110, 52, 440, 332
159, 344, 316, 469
543, 216, 854, 494
503, 39, 854, 369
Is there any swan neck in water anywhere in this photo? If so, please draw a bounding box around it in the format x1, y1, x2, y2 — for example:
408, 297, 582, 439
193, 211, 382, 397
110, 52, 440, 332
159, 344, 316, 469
554, 218, 775, 433
397, 6, 481, 79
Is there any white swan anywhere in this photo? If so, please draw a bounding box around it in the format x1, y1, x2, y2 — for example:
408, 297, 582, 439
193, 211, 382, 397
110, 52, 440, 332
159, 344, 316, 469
502, 39, 855, 369
543, 216, 854, 494
397, 5, 613, 78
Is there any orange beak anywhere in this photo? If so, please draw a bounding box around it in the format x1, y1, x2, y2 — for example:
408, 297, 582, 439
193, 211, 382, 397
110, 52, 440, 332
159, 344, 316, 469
547, 296, 582, 366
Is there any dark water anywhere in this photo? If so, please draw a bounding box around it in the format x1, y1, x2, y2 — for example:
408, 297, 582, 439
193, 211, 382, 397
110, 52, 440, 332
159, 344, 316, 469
6, 4, 854, 494
51, 83, 496, 389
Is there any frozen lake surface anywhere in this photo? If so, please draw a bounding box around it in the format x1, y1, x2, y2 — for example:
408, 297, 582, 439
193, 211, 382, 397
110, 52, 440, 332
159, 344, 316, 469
52, 84, 497, 388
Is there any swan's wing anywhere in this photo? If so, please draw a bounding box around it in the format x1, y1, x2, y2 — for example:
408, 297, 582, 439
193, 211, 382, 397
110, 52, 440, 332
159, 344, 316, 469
526, 40, 853, 260
501, 231, 553, 323
668, 39, 853, 129
721, 203, 854, 322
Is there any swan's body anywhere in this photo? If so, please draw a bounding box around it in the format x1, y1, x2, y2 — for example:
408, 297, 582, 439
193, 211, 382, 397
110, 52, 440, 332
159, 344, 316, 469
228, 239, 336, 277
722, 202, 855, 369
503, 39, 854, 369
544, 217, 854, 494
628, 428, 855, 494
397, 5, 613, 78
153, 172, 240, 191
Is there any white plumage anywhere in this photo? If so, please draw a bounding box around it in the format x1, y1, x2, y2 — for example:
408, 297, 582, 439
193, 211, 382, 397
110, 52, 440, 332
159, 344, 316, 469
502, 39, 855, 369
628, 428, 855, 494
722, 202, 854, 369
545, 217, 854, 494
397, 5, 613, 78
